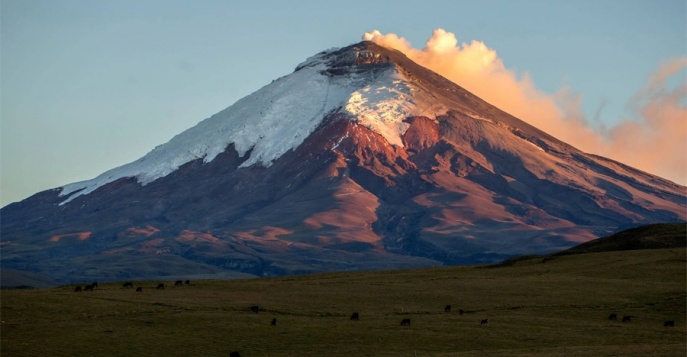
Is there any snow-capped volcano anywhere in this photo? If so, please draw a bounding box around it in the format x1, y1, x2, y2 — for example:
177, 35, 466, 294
60, 45, 446, 204
2, 41, 685, 283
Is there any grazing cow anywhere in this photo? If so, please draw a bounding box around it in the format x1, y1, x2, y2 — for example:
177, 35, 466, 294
174, 280, 183, 286
136, 287, 143, 293
608, 313, 618, 321
459, 309, 464, 316
664, 320, 675, 327
185, 280, 191, 285
84, 284, 94, 292
229, 352, 241, 357
400, 318, 411, 326
250, 305, 260, 313
622, 316, 632, 323
350, 312, 359, 321
74, 286, 82, 292
444, 305, 451, 313
480, 319, 489, 326
156, 283, 165, 290
271, 318, 277, 326
123, 282, 134, 288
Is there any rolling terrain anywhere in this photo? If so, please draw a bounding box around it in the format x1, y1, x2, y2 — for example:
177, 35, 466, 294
556, 223, 686, 255
2, 238, 684, 356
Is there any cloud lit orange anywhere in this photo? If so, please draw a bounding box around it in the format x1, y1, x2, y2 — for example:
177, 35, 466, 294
363, 29, 686, 185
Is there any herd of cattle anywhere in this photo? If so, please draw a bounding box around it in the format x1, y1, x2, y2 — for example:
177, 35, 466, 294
71, 282, 678, 329
72, 280, 192, 293
71, 279, 189, 292
607, 313, 675, 327
70, 281, 677, 357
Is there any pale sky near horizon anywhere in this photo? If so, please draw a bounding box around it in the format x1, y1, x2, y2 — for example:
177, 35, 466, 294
1, 0, 686, 207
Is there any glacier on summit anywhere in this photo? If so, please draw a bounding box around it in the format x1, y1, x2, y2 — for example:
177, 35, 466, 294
59, 46, 446, 204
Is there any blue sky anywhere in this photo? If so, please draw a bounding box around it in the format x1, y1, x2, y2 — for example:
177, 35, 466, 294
1, 0, 685, 207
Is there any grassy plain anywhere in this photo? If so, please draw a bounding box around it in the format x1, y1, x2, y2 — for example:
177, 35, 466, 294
2, 248, 685, 356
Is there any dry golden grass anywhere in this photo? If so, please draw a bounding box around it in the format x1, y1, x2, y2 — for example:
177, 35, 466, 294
2, 248, 685, 356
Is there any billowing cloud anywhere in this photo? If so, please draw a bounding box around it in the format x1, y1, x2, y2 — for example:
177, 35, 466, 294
603, 58, 687, 184
363, 29, 686, 185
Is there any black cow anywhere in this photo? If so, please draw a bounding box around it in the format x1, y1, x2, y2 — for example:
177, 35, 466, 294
84, 284, 94, 292
622, 316, 632, 323
74, 286, 82, 292
480, 319, 489, 326
350, 312, 359, 321
459, 309, 464, 315
185, 280, 191, 285
664, 320, 675, 327
271, 318, 277, 326
123, 282, 134, 288
400, 318, 411, 326
250, 305, 260, 313
229, 352, 241, 357
156, 283, 165, 290
136, 287, 143, 292
174, 280, 183, 286
608, 313, 618, 321
444, 305, 451, 313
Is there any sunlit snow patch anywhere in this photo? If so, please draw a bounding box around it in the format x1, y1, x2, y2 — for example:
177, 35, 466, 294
344, 71, 415, 147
